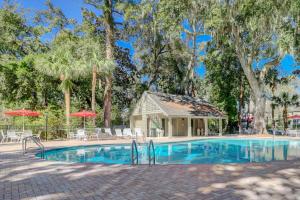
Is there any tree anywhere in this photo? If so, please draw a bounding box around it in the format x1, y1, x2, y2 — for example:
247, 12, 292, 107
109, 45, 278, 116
286, 0, 300, 63
264, 68, 292, 129
0, 58, 61, 109
34, 0, 76, 35
178, 1, 209, 96
84, 0, 117, 127
205, 41, 250, 132
76, 37, 112, 116
34, 31, 90, 128
79, 9, 118, 125
207, 0, 291, 133
123, 0, 192, 94
273, 92, 299, 131
0, 0, 56, 109
0, 1, 44, 63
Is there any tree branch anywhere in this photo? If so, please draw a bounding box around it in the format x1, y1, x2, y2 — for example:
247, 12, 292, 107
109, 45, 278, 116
112, 10, 123, 16
260, 56, 281, 80
114, 21, 123, 26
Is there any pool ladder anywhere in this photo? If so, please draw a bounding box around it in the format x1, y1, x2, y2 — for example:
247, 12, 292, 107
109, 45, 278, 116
22, 136, 45, 159
131, 140, 139, 165
131, 139, 156, 166
148, 140, 156, 166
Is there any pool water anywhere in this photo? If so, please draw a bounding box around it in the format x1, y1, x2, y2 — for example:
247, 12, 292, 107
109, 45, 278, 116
38, 139, 300, 164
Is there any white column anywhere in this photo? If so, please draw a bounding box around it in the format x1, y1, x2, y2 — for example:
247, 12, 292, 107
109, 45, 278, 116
130, 116, 134, 129
204, 118, 208, 136
219, 118, 223, 136
168, 118, 172, 137
142, 115, 147, 137
188, 117, 192, 137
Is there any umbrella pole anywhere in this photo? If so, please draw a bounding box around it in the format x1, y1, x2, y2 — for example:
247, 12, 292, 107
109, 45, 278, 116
23, 115, 25, 132
84, 117, 86, 131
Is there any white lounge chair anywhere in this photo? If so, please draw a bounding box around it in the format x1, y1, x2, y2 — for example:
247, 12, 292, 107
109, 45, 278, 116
76, 129, 87, 140
134, 128, 143, 137
94, 128, 102, 140
7, 130, 20, 142
123, 128, 133, 138
68, 132, 76, 139
104, 128, 113, 136
0, 130, 6, 143
115, 129, 123, 137
287, 130, 299, 137
20, 130, 33, 140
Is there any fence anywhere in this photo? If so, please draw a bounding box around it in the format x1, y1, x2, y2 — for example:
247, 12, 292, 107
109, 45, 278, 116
0, 124, 128, 140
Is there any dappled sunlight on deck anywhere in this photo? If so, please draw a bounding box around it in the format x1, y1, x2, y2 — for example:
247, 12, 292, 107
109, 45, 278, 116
197, 163, 300, 199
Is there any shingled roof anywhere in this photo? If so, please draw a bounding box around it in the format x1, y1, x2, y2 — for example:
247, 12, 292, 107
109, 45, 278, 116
146, 91, 225, 117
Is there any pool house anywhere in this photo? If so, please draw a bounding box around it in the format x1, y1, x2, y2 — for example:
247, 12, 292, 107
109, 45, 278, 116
130, 91, 227, 137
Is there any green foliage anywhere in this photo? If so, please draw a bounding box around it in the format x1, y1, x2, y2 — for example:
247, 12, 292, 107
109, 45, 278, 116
205, 41, 250, 131
34, 31, 91, 92
273, 92, 299, 108
0, 59, 62, 109
273, 92, 299, 130
1, 0, 299, 136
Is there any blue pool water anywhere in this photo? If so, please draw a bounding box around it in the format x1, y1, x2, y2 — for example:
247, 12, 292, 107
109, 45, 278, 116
38, 139, 300, 164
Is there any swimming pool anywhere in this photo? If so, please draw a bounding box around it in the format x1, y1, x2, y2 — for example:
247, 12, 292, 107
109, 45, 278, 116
38, 138, 300, 164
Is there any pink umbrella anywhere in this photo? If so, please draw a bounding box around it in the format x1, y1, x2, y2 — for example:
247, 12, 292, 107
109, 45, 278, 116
70, 111, 97, 129
5, 109, 41, 131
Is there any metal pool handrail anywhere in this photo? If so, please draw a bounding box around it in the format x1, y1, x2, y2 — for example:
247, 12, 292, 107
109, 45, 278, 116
148, 140, 156, 166
22, 136, 45, 159
131, 140, 139, 165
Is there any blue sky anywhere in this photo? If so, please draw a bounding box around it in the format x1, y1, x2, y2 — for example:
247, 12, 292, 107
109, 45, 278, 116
2, 0, 299, 78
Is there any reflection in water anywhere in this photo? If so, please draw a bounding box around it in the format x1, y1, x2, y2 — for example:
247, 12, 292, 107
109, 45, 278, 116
156, 140, 292, 164
42, 139, 300, 164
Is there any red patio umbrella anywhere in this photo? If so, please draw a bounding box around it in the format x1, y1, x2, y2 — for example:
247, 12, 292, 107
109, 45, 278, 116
288, 115, 300, 119
5, 109, 41, 131
70, 111, 97, 129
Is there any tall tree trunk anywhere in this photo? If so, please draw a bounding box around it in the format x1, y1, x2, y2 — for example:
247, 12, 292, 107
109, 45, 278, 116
271, 87, 275, 129
253, 94, 266, 134
60, 74, 71, 130
246, 98, 251, 129
43, 88, 48, 107
233, 28, 267, 134
64, 87, 71, 130
271, 104, 275, 129
91, 65, 97, 125
239, 64, 267, 134
238, 76, 244, 133
104, 75, 112, 127
185, 22, 197, 97
103, 0, 114, 128
283, 105, 288, 132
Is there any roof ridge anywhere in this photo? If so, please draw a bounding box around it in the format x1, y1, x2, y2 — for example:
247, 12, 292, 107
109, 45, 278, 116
146, 91, 212, 106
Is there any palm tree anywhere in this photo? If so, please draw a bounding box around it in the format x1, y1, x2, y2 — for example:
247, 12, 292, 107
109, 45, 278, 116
77, 37, 114, 125
35, 31, 90, 129
85, 0, 116, 128
273, 92, 299, 131
265, 69, 290, 129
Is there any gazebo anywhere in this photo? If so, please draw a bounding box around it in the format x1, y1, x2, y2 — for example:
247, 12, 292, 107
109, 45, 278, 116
130, 91, 227, 137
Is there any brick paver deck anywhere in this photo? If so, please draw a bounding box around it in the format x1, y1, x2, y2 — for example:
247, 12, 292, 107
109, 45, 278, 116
1, 137, 300, 200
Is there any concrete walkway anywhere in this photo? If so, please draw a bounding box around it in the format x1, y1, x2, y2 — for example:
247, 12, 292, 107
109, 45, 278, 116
1, 137, 300, 200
